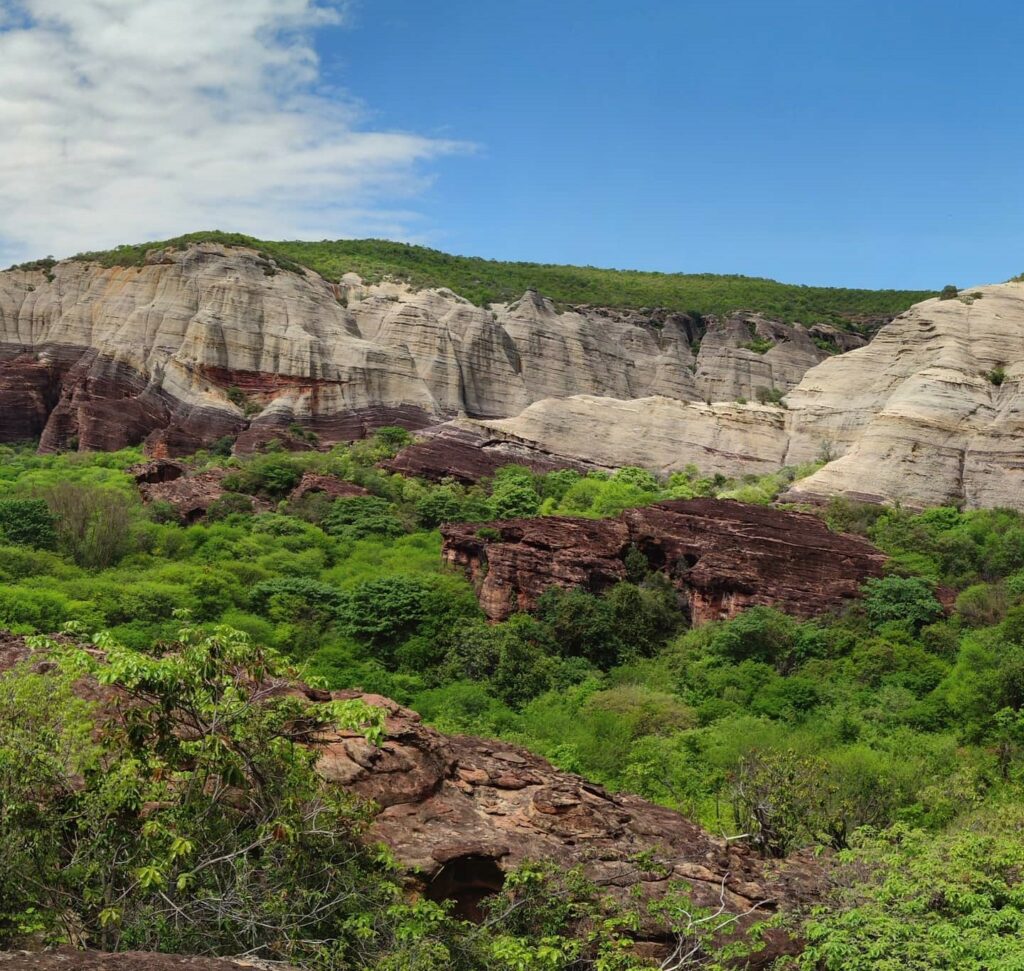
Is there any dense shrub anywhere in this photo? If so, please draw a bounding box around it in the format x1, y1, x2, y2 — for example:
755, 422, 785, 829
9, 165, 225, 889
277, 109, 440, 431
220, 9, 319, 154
0, 498, 56, 549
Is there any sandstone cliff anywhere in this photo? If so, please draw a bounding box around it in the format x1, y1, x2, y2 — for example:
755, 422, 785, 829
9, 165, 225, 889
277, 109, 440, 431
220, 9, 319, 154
783, 282, 1024, 509
0, 242, 840, 457
441, 499, 886, 624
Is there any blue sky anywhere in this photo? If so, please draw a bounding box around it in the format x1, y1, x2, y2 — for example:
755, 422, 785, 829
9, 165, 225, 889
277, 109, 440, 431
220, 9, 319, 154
1, 0, 1021, 288
329, 0, 1024, 288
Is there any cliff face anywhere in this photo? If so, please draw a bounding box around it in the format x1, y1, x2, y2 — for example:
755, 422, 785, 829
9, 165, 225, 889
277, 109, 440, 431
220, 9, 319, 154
7, 240, 1023, 511
783, 282, 1024, 509
441, 499, 887, 624
422, 282, 1024, 510
0, 242, 839, 457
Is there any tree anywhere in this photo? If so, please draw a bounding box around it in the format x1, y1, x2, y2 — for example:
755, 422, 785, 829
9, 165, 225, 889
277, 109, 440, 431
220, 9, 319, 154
862, 575, 943, 632
0, 622, 388, 960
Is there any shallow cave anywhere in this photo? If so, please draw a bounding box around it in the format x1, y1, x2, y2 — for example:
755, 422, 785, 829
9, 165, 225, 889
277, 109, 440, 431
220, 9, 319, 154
424, 854, 506, 922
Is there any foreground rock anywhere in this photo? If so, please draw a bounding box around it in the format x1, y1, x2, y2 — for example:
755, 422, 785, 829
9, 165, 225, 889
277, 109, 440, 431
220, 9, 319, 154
0, 633, 821, 965
442, 499, 886, 623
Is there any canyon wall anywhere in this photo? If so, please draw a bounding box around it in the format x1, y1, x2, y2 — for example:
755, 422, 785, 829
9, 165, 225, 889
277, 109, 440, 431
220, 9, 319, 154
5, 240, 1024, 510
0, 242, 838, 458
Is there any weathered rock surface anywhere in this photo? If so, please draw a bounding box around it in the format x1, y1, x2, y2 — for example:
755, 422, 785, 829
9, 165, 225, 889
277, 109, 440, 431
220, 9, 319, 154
442, 499, 886, 624
287, 471, 369, 501
135, 467, 239, 523
473, 396, 791, 477
0, 243, 851, 460
382, 422, 593, 483
0, 633, 822, 964
784, 282, 1024, 509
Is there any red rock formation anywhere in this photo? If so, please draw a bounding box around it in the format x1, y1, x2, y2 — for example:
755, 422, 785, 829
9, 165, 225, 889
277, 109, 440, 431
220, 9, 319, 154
0, 634, 823, 964
443, 499, 887, 624
383, 424, 590, 484
127, 458, 188, 485
135, 468, 239, 523
443, 517, 630, 619
287, 471, 369, 501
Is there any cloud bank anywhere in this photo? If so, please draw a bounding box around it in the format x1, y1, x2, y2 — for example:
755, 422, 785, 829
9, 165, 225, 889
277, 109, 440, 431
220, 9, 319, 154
0, 0, 465, 264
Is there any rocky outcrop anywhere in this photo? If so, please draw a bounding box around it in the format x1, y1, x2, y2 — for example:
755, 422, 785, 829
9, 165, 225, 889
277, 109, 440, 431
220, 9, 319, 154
382, 423, 593, 483
0, 243, 855, 459
784, 281, 1024, 509
287, 471, 369, 501
0, 633, 822, 964
442, 499, 886, 624
473, 396, 791, 478
135, 468, 241, 523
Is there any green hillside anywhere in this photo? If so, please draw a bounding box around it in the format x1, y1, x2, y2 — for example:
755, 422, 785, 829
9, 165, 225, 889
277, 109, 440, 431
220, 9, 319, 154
71, 230, 934, 326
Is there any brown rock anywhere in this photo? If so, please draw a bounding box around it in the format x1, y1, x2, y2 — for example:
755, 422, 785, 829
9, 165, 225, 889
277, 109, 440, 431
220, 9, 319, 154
287, 471, 369, 501
442, 516, 631, 619
383, 423, 590, 484
443, 499, 886, 623
136, 468, 238, 523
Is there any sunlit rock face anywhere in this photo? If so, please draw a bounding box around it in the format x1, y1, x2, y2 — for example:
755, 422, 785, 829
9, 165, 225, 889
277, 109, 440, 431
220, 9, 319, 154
783, 281, 1024, 510
0, 242, 835, 458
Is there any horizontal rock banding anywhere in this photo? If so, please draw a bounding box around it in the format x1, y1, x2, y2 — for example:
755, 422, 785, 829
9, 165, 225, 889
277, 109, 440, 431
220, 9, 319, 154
442, 499, 887, 624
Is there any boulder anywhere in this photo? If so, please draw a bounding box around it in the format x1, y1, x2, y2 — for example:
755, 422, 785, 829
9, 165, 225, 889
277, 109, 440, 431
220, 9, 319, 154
287, 472, 369, 501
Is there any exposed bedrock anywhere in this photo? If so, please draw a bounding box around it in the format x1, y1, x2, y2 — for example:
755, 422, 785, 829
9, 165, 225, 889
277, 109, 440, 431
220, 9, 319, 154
0, 243, 846, 457
442, 498, 886, 624
0, 633, 823, 965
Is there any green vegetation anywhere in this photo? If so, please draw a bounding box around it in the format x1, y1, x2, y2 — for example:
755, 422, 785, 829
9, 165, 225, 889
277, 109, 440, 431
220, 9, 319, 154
68, 231, 934, 326
739, 336, 775, 354
5, 440, 1024, 965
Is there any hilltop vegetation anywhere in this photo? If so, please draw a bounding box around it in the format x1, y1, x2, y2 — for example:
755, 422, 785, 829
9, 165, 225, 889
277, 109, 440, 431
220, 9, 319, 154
67, 230, 934, 325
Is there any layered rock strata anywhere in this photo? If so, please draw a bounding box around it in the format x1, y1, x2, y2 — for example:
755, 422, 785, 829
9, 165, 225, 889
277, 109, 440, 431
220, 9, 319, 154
442, 499, 886, 623
0, 243, 839, 459
783, 282, 1024, 509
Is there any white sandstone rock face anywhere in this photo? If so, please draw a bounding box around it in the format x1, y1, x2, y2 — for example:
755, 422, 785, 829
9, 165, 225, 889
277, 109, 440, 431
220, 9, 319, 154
0, 242, 828, 453
23, 241, 1023, 513
785, 282, 1024, 509
476, 396, 790, 478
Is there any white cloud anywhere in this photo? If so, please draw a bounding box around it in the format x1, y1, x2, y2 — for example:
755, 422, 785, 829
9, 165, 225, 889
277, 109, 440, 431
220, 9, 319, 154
0, 0, 466, 263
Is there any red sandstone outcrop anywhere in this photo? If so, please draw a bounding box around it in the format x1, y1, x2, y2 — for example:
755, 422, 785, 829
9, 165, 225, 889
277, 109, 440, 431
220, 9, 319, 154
0, 633, 822, 965
135, 468, 238, 523
383, 423, 590, 483
287, 471, 369, 501
442, 499, 887, 624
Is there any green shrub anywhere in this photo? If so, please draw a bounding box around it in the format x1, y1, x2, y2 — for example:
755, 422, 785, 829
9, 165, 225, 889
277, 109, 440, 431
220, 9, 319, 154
322, 496, 405, 539
0, 498, 56, 549
863, 575, 943, 632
